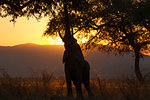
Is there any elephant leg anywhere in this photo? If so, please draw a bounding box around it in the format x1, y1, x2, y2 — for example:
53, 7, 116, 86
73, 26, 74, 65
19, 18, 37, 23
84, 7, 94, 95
76, 82, 82, 98
72, 78, 82, 98
66, 78, 73, 97
75, 72, 83, 99
65, 68, 73, 97
83, 80, 93, 97
83, 70, 93, 98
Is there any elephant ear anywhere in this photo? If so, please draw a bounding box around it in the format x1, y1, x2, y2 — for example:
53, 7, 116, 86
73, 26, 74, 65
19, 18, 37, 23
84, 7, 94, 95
71, 50, 85, 64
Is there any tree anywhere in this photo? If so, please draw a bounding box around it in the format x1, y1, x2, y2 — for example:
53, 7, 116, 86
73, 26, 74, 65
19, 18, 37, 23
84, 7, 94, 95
81, 0, 150, 83
0, 0, 89, 39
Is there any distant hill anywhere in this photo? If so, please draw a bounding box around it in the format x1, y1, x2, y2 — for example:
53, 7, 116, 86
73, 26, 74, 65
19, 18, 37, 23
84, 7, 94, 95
0, 43, 150, 79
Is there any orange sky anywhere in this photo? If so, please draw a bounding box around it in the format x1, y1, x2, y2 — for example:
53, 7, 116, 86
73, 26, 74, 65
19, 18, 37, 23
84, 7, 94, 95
0, 17, 63, 46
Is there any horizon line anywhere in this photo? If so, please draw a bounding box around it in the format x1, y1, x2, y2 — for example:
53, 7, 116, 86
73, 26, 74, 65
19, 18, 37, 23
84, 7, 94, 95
0, 43, 64, 47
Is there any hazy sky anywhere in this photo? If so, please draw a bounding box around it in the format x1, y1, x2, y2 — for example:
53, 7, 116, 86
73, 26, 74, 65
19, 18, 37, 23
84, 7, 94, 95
0, 16, 63, 46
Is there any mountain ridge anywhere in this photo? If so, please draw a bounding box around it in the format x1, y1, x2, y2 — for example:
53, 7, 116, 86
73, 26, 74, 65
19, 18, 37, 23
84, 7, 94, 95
0, 43, 150, 79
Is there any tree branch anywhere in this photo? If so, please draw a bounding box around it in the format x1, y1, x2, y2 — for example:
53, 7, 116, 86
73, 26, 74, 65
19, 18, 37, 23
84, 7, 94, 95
20, 0, 36, 10
58, 30, 63, 40
140, 41, 150, 47
86, 29, 101, 45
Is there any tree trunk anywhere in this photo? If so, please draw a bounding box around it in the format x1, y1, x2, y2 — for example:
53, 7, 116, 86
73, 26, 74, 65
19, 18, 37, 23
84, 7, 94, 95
134, 48, 144, 84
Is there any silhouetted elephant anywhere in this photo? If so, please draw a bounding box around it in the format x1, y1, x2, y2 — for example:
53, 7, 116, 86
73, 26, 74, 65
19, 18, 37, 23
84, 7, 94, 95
62, 36, 92, 98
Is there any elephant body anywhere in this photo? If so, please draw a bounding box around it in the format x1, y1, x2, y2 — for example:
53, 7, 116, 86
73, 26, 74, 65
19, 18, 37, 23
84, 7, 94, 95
63, 37, 92, 98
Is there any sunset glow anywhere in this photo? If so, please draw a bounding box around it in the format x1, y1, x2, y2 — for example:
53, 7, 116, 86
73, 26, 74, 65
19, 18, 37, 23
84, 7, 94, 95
0, 17, 64, 46
0, 17, 108, 46
42, 37, 64, 45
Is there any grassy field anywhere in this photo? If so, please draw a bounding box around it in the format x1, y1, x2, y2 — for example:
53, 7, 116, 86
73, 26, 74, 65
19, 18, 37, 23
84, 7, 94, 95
0, 72, 150, 100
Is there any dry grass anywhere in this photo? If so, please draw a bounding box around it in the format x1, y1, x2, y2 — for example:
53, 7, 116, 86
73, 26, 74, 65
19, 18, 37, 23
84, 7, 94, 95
0, 72, 150, 100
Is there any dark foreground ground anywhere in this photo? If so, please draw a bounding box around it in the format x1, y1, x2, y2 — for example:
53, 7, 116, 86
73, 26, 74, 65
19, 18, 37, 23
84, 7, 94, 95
0, 72, 150, 100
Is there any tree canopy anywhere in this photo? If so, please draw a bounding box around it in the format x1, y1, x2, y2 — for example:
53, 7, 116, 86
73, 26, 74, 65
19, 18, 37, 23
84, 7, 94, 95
79, 0, 150, 83
84, 0, 150, 52
0, 0, 88, 21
